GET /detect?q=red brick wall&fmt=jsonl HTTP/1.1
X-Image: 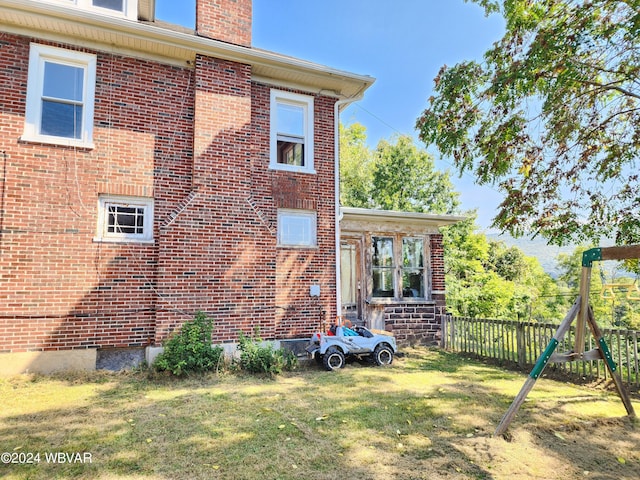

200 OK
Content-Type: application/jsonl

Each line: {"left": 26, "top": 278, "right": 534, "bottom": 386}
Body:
{"left": 242, "top": 84, "right": 337, "bottom": 341}
{"left": 430, "top": 233, "right": 446, "bottom": 308}
{"left": 0, "top": 30, "right": 340, "bottom": 355}
{"left": 0, "top": 35, "right": 192, "bottom": 352}
{"left": 149, "top": 75, "right": 339, "bottom": 344}
{"left": 196, "top": 0, "right": 252, "bottom": 46}
{"left": 154, "top": 54, "right": 272, "bottom": 343}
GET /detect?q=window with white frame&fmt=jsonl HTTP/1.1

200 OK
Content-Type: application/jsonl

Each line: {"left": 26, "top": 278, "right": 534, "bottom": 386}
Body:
{"left": 22, "top": 44, "right": 96, "bottom": 148}
{"left": 43, "top": 0, "right": 137, "bottom": 19}
{"left": 95, "top": 195, "right": 154, "bottom": 243}
{"left": 277, "top": 210, "right": 317, "bottom": 247}
{"left": 270, "top": 90, "right": 314, "bottom": 173}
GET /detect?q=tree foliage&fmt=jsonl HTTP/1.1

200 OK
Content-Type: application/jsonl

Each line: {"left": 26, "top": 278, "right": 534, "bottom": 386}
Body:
{"left": 371, "top": 136, "right": 460, "bottom": 214}
{"left": 339, "top": 123, "right": 566, "bottom": 322}
{"left": 416, "top": 0, "right": 640, "bottom": 247}
{"left": 340, "top": 123, "right": 460, "bottom": 214}
{"left": 442, "top": 216, "right": 565, "bottom": 320}
{"left": 339, "top": 123, "right": 374, "bottom": 209}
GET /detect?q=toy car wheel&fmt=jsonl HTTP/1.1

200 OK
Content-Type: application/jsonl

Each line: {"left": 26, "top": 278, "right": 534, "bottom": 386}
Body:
{"left": 323, "top": 347, "right": 345, "bottom": 371}
{"left": 373, "top": 344, "right": 393, "bottom": 366}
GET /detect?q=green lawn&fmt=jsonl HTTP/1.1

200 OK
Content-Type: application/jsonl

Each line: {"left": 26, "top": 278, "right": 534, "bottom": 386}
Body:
{"left": 1, "top": 347, "right": 638, "bottom": 479}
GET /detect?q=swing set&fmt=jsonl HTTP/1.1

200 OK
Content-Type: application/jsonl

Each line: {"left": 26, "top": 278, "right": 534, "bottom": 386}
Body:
{"left": 495, "top": 244, "right": 640, "bottom": 436}
{"left": 600, "top": 275, "right": 640, "bottom": 301}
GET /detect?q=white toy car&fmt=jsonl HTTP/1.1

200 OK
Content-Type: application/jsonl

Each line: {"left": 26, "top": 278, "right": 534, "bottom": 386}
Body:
{"left": 306, "top": 325, "right": 397, "bottom": 371}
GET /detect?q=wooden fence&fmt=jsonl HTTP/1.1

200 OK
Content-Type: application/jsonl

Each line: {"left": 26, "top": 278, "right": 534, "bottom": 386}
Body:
{"left": 442, "top": 316, "right": 640, "bottom": 390}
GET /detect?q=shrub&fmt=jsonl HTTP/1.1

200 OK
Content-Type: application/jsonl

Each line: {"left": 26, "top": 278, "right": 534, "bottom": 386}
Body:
{"left": 154, "top": 312, "right": 224, "bottom": 376}
{"left": 236, "top": 328, "right": 297, "bottom": 375}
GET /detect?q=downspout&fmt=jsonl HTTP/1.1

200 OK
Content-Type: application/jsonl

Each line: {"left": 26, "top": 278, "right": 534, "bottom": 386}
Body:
{"left": 333, "top": 92, "right": 365, "bottom": 324}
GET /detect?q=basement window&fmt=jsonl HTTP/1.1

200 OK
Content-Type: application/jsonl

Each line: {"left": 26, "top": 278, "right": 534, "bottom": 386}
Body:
{"left": 95, "top": 195, "right": 154, "bottom": 243}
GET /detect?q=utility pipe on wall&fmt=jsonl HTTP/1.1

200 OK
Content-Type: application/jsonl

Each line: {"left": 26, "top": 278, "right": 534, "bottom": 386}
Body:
{"left": 333, "top": 92, "right": 365, "bottom": 324}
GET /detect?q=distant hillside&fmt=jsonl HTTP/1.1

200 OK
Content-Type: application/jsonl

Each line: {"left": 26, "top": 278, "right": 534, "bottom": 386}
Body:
{"left": 486, "top": 233, "right": 576, "bottom": 278}
{"left": 486, "top": 234, "right": 633, "bottom": 281}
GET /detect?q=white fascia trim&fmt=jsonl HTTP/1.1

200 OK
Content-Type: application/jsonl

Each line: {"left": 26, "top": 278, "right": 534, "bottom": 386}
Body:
{"left": 0, "top": 0, "right": 375, "bottom": 97}
{"left": 340, "top": 207, "right": 467, "bottom": 226}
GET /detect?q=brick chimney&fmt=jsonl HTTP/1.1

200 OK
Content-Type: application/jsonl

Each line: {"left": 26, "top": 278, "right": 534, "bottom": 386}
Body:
{"left": 196, "top": 0, "right": 252, "bottom": 47}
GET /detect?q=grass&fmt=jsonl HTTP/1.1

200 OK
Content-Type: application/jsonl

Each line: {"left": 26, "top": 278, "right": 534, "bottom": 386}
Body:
{"left": 1, "top": 347, "right": 639, "bottom": 479}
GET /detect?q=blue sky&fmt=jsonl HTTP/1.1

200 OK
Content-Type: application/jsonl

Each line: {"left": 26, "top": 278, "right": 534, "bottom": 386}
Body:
{"left": 155, "top": 0, "right": 505, "bottom": 230}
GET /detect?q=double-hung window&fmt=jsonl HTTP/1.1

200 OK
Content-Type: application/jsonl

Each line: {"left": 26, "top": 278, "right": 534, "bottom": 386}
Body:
{"left": 95, "top": 195, "right": 154, "bottom": 243}
{"left": 23, "top": 44, "right": 96, "bottom": 148}
{"left": 90, "top": 0, "right": 129, "bottom": 14}
{"left": 270, "top": 90, "right": 314, "bottom": 173}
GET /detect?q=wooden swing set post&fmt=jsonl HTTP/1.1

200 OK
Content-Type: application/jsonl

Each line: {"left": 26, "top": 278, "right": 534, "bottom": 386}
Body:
{"left": 494, "top": 245, "right": 640, "bottom": 437}
{"left": 575, "top": 266, "right": 592, "bottom": 354}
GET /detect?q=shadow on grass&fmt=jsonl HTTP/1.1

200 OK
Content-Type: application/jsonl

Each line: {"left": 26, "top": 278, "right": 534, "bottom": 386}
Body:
{"left": 1, "top": 349, "right": 638, "bottom": 479}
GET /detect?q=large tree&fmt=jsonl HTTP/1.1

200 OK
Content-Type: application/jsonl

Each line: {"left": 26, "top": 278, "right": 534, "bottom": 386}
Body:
{"left": 371, "top": 135, "right": 460, "bottom": 214}
{"left": 340, "top": 123, "right": 460, "bottom": 215}
{"left": 339, "top": 123, "right": 374, "bottom": 209}
{"left": 416, "top": 0, "right": 640, "bottom": 247}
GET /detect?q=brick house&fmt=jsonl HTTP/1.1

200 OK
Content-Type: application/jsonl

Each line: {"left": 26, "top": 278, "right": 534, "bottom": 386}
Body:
{"left": 0, "top": 0, "right": 458, "bottom": 374}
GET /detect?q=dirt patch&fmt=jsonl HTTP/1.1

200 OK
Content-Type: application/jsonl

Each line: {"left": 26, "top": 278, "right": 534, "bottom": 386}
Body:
{"left": 441, "top": 418, "right": 640, "bottom": 479}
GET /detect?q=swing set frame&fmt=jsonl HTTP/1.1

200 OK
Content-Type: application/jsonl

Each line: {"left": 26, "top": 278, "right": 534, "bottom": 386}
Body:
{"left": 495, "top": 245, "right": 640, "bottom": 436}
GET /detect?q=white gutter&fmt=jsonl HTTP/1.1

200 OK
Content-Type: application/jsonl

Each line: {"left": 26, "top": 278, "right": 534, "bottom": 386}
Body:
{"left": 334, "top": 94, "right": 367, "bottom": 324}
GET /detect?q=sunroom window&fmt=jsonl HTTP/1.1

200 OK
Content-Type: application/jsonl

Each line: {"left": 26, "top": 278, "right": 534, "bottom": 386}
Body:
{"left": 402, "top": 238, "right": 425, "bottom": 298}
{"left": 372, "top": 237, "right": 394, "bottom": 298}
{"left": 371, "top": 235, "right": 428, "bottom": 300}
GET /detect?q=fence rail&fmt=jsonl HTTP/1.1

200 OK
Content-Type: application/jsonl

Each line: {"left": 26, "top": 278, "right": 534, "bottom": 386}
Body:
{"left": 442, "top": 316, "right": 640, "bottom": 390}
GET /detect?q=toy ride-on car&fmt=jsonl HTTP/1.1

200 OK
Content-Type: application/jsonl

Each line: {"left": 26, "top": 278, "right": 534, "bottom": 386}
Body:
{"left": 306, "top": 325, "right": 397, "bottom": 371}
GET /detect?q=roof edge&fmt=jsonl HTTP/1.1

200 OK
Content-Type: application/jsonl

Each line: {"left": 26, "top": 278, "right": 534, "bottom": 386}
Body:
{"left": 340, "top": 207, "right": 466, "bottom": 227}
{"left": 0, "top": 0, "right": 375, "bottom": 98}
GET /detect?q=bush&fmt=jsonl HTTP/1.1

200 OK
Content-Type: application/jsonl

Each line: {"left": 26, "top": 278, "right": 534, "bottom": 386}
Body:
{"left": 154, "top": 312, "right": 224, "bottom": 376}
{"left": 236, "top": 328, "right": 297, "bottom": 375}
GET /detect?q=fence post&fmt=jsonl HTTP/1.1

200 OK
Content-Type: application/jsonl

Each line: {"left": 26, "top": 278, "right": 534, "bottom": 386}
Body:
{"left": 441, "top": 315, "right": 448, "bottom": 349}
{"left": 517, "top": 322, "right": 525, "bottom": 367}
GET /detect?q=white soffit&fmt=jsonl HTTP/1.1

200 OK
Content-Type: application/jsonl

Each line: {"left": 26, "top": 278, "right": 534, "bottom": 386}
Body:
{"left": 0, "top": 0, "right": 374, "bottom": 98}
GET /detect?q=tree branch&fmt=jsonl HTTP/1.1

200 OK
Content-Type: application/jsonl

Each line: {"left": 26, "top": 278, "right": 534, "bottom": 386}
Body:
{"left": 578, "top": 78, "right": 640, "bottom": 100}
